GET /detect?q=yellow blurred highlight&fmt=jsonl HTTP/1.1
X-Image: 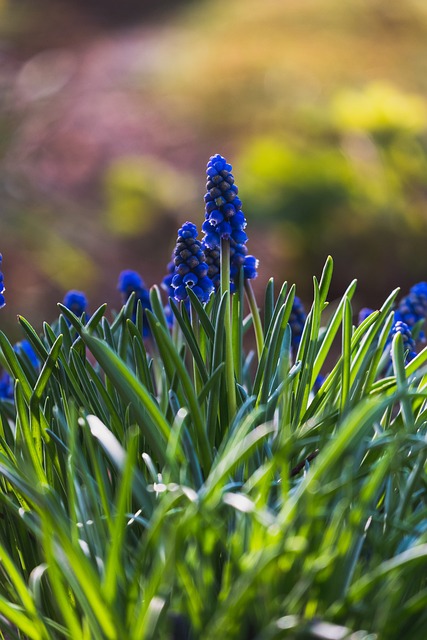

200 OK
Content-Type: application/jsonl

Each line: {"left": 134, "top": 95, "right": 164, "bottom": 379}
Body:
{"left": 104, "top": 156, "right": 197, "bottom": 236}
{"left": 36, "top": 235, "right": 97, "bottom": 290}
{"left": 332, "top": 82, "right": 427, "bottom": 135}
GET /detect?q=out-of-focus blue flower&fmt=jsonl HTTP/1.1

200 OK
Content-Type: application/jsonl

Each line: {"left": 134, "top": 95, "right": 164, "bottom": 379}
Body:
{"left": 395, "top": 282, "right": 427, "bottom": 340}
{"left": 161, "top": 259, "right": 176, "bottom": 299}
{"left": 63, "top": 290, "right": 88, "bottom": 317}
{"left": 15, "top": 340, "right": 39, "bottom": 368}
{"left": 387, "top": 320, "right": 417, "bottom": 363}
{"left": 358, "top": 307, "right": 374, "bottom": 324}
{"left": 202, "top": 154, "right": 258, "bottom": 289}
{"left": 161, "top": 258, "right": 177, "bottom": 327}
{"left": 170, "top": 222, "right": 214, "bottom": 304}
{"left": 0, "top": 253, "right": 5, "bottom": 309}
{"left": 0, "top": 371, "right": 13, "bottom": 400}
{"left": 117, "top": 269, "right": 152, "bottom": 336}
{"left": 289, "top": 296, "right": 307, "bottom": 351}
{"left": 0, "top": 339, "right": 40, "bottom": 401}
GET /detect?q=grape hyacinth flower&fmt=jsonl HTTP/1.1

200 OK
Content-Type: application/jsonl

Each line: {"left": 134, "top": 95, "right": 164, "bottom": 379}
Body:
{"left": 63, "top": 290, "right": 88, "bottom": 317}
{"left": 118, "top": 270, "right": 152, "bottom": 336}
{"left": 170, "top": 222, "right": 213, "bottom": 304}
{"left": 202, "top": 153, "right": 259, "bottom": 290}
{"left": 0, "top": 254, "right": 5, "bottom": 309}
{"left": 394, "top": 282, "right": 427, "bottom": 341}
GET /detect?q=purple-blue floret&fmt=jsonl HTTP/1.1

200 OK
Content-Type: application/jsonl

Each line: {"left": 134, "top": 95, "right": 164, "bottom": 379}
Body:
{"left": 170, "top": 222, "right": 214, "bottom": 304}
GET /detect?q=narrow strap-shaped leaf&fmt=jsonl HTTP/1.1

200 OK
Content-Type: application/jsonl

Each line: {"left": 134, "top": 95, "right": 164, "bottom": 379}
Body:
{"left": 17, "top": 315, "right": 50, "bottom": 362}
{"left": 81, "top": 330, "right": 174, "bottom": 464}
{"left": 187, "top": 288, "right": 215, "bottom": 343}
{"left": 311, "top": 279, "right": 358, "bottom": 386}
{"left": 30, "top": 334, "right": 63, "bottom": 407}
{"left": 169, "top": 298, "right": 209, "bottom": 385}
{"left": 263, "top": 278, "right": 275, "bottom": 333}
{"left": 149, "top": 285, "right": 169, "bottom": 331}
{"left": 318, "top": 255, "right": 334, "bottom": 308}
{"left": 202, "top": 422, "right": 275, "bottom": 501}
{"left": 147, "top": 312, "right": 212, "bottom": 471}
{"left": 0, "top": 331, "right": 32, "bottom": 401}
{"left": 340, "top": 297, "right": 352, "bottom": 412}
{"left": 391, "top": 333, "right": 414, "bottom": 431}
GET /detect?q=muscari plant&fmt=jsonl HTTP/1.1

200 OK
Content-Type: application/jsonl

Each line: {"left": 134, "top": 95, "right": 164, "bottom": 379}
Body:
{"left": 0, "top": 156, "right": 427, "bottom": 639}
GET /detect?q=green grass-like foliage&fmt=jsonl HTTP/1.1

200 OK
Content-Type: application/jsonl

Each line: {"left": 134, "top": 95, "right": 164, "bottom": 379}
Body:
{"left": 1, "top": 258, "right": 427, "bottom": 639}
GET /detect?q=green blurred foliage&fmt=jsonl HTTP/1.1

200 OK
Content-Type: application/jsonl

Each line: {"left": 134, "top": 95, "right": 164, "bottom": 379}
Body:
{"left": 104, "top": 157, "right": 197, "bottom": 237}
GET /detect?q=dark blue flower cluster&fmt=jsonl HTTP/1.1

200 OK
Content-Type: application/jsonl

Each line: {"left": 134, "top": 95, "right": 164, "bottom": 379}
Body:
{"left": 63, "top": 290, "right": 88, "bottom": 317}
{"left": 387, "top": 320, "right": 417, "bottom": 362}
{"left": 201, "top": 154, "right": 258, "bottom": 289}
{"left": 289, "top": 296, "right": 307, "bottom": 351}
{"left": 0, "top": 254, "right": 5, "bottom": 309}
{"left": 395, "top": 282, "right": 427, "bottom": 340}
{"left": 118, "top": 270, "right": 152, "bottom": 336}
{"left": 170, "top": 222, "right": 213, "bottom": 303}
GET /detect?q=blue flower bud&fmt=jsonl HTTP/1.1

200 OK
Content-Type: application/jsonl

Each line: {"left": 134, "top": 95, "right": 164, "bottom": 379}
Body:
{"left": 63, "top": 290, "right": 88, "bottom": 317}
{"left": 117, "top": 269, "right": 152, "bottom": 336}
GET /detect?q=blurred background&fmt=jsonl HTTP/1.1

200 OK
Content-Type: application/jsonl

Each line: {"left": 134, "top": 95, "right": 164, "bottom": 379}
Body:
{"left": 1, "top": 0, "right": 427, "bottom": 338}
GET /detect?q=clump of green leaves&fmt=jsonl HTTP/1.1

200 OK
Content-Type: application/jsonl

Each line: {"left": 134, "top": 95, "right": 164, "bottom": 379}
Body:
{"left": 0, "top": 257, "right": 427, "bottom": 639}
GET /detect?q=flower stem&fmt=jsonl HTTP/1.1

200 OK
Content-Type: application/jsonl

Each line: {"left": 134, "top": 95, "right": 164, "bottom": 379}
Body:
{"left": 190, "top": 304, "right": 202, "bottom": 397}
{"left": 221, "top": 237, "right": 237, "bottom": 419}
{"left": 244, "top": 279, "right": 264, "bottom": 360}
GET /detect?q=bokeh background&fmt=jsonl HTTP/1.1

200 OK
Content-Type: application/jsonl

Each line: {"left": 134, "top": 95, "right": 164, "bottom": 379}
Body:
{"left": 2, "top": 0, "right": 427, "bottom": 338}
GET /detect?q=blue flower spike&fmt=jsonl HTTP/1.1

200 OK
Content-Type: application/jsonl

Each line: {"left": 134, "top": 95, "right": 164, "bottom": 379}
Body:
{"left": 170, "top": 222, "right": 214, "bottom": 304}
{"left": 63, "top": 290, "right": 88, "bottom": 317}
{"left": 202, "top": 154, "right": 259, "bottom": 290}
{"left": 0, "top": 253, "right": 5, "bottom": 309}
{"left": 117, "top": 270, "right": 152, "bottom": 336}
